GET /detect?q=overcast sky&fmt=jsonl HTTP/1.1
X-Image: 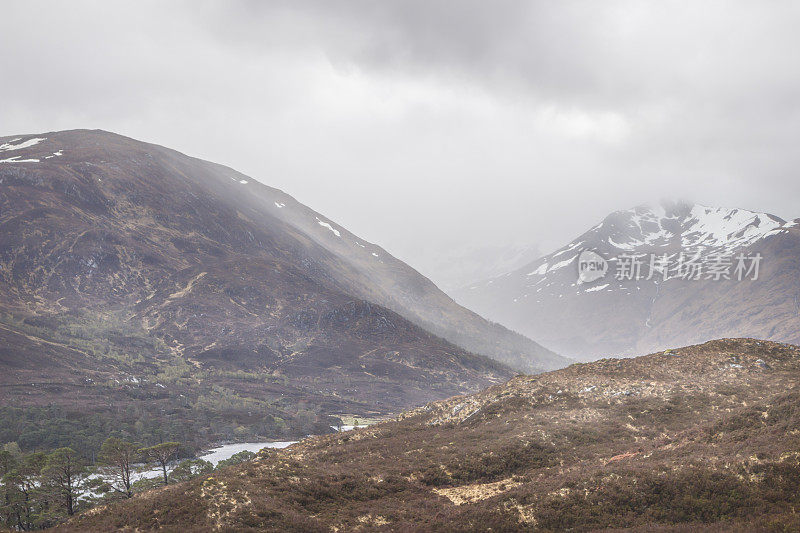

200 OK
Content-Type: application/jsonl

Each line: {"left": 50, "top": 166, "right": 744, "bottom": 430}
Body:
{"left": 3, "top": 1, "right": 800, "bottom": 285}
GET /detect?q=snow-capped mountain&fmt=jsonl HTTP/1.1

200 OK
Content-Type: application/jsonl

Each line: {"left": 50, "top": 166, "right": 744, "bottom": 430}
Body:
{"left": 453, "top": 201, "right": 800, "bottom": 360}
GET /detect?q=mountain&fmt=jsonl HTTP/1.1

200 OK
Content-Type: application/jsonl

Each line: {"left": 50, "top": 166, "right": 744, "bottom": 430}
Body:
{"left": 406, "top": 242, "right": 542, "bottom": 292}
{"left": 0, "top": 129, "right": 562, "bottom": 453}
{"left": 57, "top": 338, "right": 800, "bottom": 532}
{"left": 235, "top": 183, "right": 563, "bottom": 374}
{"left": 453, "top": 201, "right": 800, "bottom": 360}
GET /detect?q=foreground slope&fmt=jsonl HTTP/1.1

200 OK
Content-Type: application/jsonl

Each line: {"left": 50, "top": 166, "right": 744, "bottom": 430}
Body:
{"left": 0, "top": 130, "right": 516, "bottom": 451}
{"left": 62, "top": 338, "right": 800, "bottom": 532}
{"left": 455, "top": 201, "right": 800, "bottom": 360}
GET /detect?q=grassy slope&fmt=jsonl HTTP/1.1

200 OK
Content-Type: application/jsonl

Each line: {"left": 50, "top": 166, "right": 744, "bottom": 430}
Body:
{"left": 0, "top": 129, "right": 513, "bottom": 454}
{"left": 57, "top": 338, "right": 800, "bottom": 532}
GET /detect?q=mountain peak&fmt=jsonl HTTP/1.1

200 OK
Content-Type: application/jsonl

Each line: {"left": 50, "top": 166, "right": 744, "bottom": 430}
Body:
{"left": 455, "top": 200, "right": 800, "bottom": 360}
{"left": 594, "top": 201, "right": 785, "bottom": 255}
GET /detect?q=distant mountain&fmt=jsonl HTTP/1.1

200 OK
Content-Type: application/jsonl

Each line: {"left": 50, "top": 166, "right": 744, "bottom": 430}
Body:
{"left": 410, "top": 242, "right": 542, "bottom": 292}
{"left": 0, "top": 130, "right": 563, "bottom": 452}
{"left": 454, "top": 201, "right": 800, "bottom": 360}
{"left": 59, "top": 338, "right": 800, "bottom": 532}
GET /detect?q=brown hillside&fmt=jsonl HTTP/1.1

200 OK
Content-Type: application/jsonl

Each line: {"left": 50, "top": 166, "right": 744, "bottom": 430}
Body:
{"left": 57, "top": 338, "right": 800, "bottom": 532}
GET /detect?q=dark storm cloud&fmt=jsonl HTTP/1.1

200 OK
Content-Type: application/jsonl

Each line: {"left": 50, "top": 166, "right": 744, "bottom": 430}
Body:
{"left": 2, "top": 1, "right": 800, "bottom": 287}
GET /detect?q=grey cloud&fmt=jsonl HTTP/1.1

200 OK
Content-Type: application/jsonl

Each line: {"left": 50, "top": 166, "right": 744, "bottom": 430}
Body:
{"left": 1, "top": 1, "right": 799, "bottom": 288}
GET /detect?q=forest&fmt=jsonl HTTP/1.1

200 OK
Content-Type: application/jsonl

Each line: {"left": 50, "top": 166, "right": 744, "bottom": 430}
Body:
{"left": 0, "top": 436, "right": 258, "bottom": 530}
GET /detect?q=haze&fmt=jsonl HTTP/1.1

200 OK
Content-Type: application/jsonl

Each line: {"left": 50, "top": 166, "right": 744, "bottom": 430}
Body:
{"left": 2, "top": 0, "right": 799, "bottom": 288}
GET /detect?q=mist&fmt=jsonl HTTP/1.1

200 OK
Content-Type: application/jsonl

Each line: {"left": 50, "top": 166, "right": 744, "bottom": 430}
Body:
{"left": 3, "top": 0, "right": 799, "bottom": 287}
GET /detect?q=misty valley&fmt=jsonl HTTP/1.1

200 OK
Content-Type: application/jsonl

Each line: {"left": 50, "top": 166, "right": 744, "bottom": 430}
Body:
{"left": 3, "top": 3, "right": 800, "bottom": 531}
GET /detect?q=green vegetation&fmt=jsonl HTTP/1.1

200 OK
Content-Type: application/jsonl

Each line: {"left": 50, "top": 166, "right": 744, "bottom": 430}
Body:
{"left": 169, "top": 458, "right": 213, "bottom": 483}
{"left": 98, "top": 437, "right": 140, "bottom": 498}
{"left": 216, "top": 450, "right": 256, "bottom": 469}
{"left": 41, "top": 447, "right": 87, "bottom": 517}
{"left": 0, "top": 310, "right": 339, "bottom": 459}
{"left": 140, "top": 442, "right": 181, "bottom": 485}
{"left": 0, "top": 436, "right": 264, "bottom": 530}
{"left": 0, "top": 444, "right": 94, "bottom": 529}
{"left": 0, "top": 406, "right": 191, "bottom": 460}
{"left": 2, "top": 311, "right": 168, "bottom": 366}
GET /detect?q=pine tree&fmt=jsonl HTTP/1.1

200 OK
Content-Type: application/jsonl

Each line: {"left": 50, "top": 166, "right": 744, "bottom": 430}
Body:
{"left": 99, "top": 437, "right": 140, "bottom": 498}
{"left": 140, "top": 442, "right": 181, "bottom": 485}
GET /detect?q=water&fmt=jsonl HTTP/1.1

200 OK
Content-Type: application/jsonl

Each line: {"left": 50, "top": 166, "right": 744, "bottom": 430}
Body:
{"left": 83, "top": 440, "right": 298, "bottom": 494}
{"left": 198, "top": 441, "right": 296, "bottom": 466}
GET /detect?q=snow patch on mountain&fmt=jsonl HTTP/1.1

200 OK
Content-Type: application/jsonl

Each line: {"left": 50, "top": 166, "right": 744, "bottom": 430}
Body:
{"left": 549, "top": 257, "right": 575, "bottom": 272}
{"left": 0, "top": 137, "right": 46, "bottom": 152}
{"left": 316, "top": 217, "right": 341, "bottom": 237}
{"left": 679, "top": 205, "right": 784, "bottom": 252}
{"left": 528, "top": 263, "right": 548, "bottom": 276}
{"left": 467, "top": 202, "right": 788, "bottom": 299}
{"left": 0, "top": 156, "right": 40, "bottom": 163}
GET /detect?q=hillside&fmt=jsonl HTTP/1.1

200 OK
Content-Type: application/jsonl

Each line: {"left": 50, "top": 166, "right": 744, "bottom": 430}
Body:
{"left": 0, "top": 130, "right": 527, "bottom": 454}
{"left": 58, "top": 338, "right": 800, "bottom": 531}
{"left": 0, "top": 130, "right": 564, "bottom": 370}
{"left": 454, "top": 201, "right": 800, "bottom": 360}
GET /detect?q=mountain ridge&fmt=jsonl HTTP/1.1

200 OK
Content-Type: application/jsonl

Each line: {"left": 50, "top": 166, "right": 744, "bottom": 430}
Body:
{"left": 454, "top": 200, "right": 800, "bottom": 359}
{"left": 0, "top": 129, "right": 564, "bottom": 372}
{"left": 0, "top": 129, "right": 544, "bottom": 453}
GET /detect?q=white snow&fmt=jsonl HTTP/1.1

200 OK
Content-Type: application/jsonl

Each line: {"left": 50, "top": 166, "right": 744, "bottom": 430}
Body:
{"left": 274, "top": 202, "right": 285, "bottom": 208}
{"left": 479, "top": 202, "right": 786, "bottom": 304}
{"left": 371, "top": 252, "right": 379, "bottom": 257}
{"left": 551, "top": 240, "right": 583, "bottom": 258}
{"left": 527, "top": 263, "right": 548, "bottom": 276}
{"left": 316, "top": 217, "right": 341, "bottom": 237}
{"left": 679, "top": 205, "right": 782, "bottom": 252}
{"left": 239, "top": 180, "right": 249, "bottom": 184}
{"left": 0, "top": 137, "right": 46, "bottom": 152}
{"left": 548, "top": 256, "right": 575, "bottom": 272}
{"left": 597, "top": 203, "right": 783, "bottom": 258}
{"left": 0, "top": 156, "right": 40, "bottom": 163}
{"left": 607, "top": 236, "right": 636, "bottom": 250}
